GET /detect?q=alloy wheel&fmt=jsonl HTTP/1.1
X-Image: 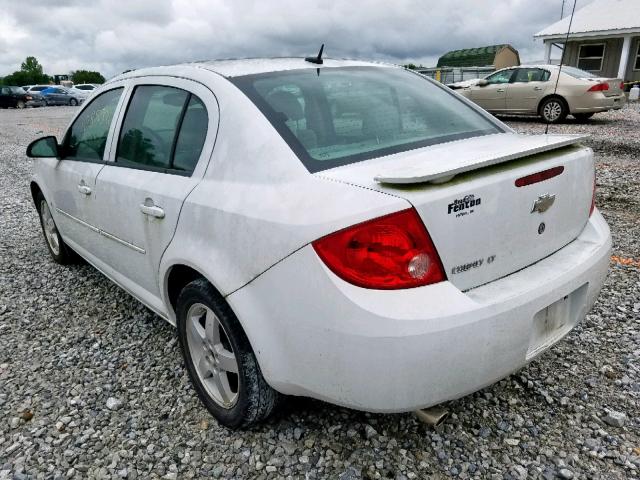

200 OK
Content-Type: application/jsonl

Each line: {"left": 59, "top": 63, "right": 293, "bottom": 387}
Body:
{"left": 543, "top": 101, "right": 562, "bottom": 122}
{"left": 40, "top": 200, "right": 60, "bottom": 256}
{"left": 185, "top": 303, "right": 239, "bottom": 409}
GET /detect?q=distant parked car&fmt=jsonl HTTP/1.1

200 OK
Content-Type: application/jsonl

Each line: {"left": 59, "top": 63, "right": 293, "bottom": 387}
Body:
{"left": 68, "top": 87, "right": 92, "bottom": 100}
{"left": 41, "top": 87, "right": 84, "bottom": 106}
{"left": 448, "top": 65, "right": 625, "bottom": 123}
{"left": 25, "top": 85, "right": 52, "bottom": 95}
{"left": 73, "top": 83, "right": 99, "bottom": 92}
{"left": 0, "top": 86, "right": 31, "bottom": 108}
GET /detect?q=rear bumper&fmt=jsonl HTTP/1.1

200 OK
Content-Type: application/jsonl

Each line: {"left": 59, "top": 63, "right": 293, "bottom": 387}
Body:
{"left": 570, "top": 93, "right": 625, "bottom": 113}
{"left": 228, "top": 211, "right": 611, "bottom": 412}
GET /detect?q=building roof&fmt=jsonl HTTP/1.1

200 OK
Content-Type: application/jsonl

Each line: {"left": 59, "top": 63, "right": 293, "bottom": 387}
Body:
{"left": 535, "top": 0, "right": 640, "bottom": 39}
{"left": 436, "top": 45, "right": 514, "bottom": 68}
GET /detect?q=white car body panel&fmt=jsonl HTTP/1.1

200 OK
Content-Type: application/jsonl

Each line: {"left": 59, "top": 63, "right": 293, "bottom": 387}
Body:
{"left": 227, "top": 212, "right": 610, "bottom": 411}
{"left": 30, "top": 59, "right": 612, "bottom": 413}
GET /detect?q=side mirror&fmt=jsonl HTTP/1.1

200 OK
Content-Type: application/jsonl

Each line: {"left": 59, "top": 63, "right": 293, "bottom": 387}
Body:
{"left": 27, "top": 136, "right": 60, "bottom": 159}
{"left": 477, "top": 79, "right": 489, "bottom": 87}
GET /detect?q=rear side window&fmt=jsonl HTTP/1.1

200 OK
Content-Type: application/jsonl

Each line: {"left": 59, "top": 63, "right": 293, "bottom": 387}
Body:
{"left": 65, "top": 87, "right": 123, "bottom": 161}
{"left": 116, "top": 85, "right": 207, "bottom": 174}
{"left": 561, "top": 66, "right": 598, "bottom": 79}
{"left": 232, "top": 66, "right": 501, "bottom": 172}
{"left": 173, "top": 96, "right": 208, "bottom": 172}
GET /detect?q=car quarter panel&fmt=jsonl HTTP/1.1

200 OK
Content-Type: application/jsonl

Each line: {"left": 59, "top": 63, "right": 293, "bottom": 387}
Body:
{"left": 226, "top": 211, "right": 611, "bottom": 412}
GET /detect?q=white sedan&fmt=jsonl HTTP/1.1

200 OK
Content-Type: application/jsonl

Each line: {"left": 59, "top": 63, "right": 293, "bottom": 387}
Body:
{"left": 27, "top": 58, "right": 611, "bottom": 428}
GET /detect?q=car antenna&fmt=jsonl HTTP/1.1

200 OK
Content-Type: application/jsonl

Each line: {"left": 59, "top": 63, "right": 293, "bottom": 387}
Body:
{"left": 305, "top": 44, "right": 324, "bottom": 65}
{"left": 545, "top": 0, "right": 577, "bottom": 134}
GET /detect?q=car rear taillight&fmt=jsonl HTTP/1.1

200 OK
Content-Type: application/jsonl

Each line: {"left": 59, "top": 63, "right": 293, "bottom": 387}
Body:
{"left": 515, "top": 166, "right": 564, "bottom": 187}
{"left": 620, "top": 82, "right": 625, "bottom": 90}
{"left": 590, "top": 175, "right": 596, "bottom": 216}
{"left": 312, "top": 209, "right": 446, "bottom": 289}
{"left": 588, "top": 83, "right": 609, "bottom": 92}
{"left": 26, "top": 95, "right": 32, "bottom": 100}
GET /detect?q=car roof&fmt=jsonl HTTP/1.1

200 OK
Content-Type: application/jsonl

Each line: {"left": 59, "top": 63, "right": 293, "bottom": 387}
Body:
{"left": 111, "top": 57, "right": 396, "bottom": 82}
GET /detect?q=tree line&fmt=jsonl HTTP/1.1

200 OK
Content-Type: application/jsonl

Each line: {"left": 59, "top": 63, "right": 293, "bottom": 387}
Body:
{"left": 0, "top": 57, "right": 105, "bottom": 86}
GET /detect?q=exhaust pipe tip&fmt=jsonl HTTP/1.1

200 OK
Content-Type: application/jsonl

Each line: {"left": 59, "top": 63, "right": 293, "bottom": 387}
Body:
{"left": 414, "top": 406, "right": 449, "bottom": 428}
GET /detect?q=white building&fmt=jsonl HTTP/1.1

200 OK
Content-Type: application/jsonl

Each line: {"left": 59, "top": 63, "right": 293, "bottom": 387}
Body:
{"left": 535, "top": 0, "right": 640, "bottom": 82}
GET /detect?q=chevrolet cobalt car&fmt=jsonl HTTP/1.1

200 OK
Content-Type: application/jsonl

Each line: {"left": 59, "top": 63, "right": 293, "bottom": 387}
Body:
{"left": 27, "top": 58, "right": 611, "bottom": 428}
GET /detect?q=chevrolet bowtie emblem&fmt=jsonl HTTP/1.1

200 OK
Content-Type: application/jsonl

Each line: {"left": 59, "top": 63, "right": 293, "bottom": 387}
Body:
{"left": 531, "top": 194, "right": 556, "bottom": 214}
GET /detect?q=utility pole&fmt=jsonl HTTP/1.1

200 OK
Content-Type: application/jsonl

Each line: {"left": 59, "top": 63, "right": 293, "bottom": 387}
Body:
{"left": 560, "top": 0, "right": 566, "bottom": 19}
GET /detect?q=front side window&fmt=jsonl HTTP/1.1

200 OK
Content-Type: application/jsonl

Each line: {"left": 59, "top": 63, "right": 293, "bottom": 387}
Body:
{"left": 485, "top": 69, "right": 514, "bottom": 84}
{"left": 1, "top": 88, "right": 9, "bottom": 95}
{"left": 578, "top": 44, "right": 605, "bottom": 72}
{"left": 232, "top": 67, "right": 501, "bottom": 172}
{"left": 65, "top": 87, "right": 123, "bottom": 161}
{"left": 116, "top": 85, "right": 208, "bottom": 174}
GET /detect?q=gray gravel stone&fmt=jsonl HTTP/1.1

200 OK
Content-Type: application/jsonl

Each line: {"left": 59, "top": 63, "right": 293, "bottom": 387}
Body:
{"left": 0, "top": 104, "right": 638, "bottom": 479}
{"left": 558, "top": 468, "right": 574, "bottom": 479}
{"left": 603, "top": 410, "right": 627, "bottom": 427}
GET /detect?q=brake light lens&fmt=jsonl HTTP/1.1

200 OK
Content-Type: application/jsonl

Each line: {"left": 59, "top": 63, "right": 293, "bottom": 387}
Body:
{"left": 312, "top": 209, "right": 446, "bottom": 289}
{"left": 588, "top": 83, "right": 609, "bottom": 92}
{"left": 590, "top": 175, "right": 596, "bottom": 216}
{"left": 620, "top": 81, "right": 625, "bottom": 90}
{"left": 515, "top": 166, "right": 564, "bottom": 187}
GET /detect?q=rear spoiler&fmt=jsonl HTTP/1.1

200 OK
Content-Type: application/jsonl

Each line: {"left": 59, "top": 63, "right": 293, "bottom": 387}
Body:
{"left": 374, "top": 134, "right": 588, "bottom": 185}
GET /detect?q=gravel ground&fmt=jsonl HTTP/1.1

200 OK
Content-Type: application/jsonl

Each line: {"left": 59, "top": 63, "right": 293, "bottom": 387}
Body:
{"left": 0, "top": 105, "right": 638, "bottom": 480}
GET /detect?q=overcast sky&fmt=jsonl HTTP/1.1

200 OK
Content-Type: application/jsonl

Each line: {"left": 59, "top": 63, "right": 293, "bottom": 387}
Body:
{"left": 0, "top": 0, "right": 590, "bottom": 79}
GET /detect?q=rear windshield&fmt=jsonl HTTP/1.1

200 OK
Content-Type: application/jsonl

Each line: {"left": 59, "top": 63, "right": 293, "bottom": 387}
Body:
{"left": 31, "top": 86, "right": 49, "bottom": 92}
{"left": 561, "top": 66, "right": 598, "bottom": 79}
{"left": 232, "top": 66, "right": 502, "bottom": 172}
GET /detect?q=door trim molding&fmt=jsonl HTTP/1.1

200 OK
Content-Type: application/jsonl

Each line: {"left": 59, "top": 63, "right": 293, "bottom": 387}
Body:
{"left": 56, "top": 208, "right": 146, "bottom": 254}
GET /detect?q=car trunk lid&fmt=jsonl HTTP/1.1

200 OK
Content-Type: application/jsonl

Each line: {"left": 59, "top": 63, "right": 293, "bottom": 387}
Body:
{"left": 318, "top": 133, "right": 594, "bottom": 291}
{"left": 587, "top": 77, "right": 623, "bottom": 97}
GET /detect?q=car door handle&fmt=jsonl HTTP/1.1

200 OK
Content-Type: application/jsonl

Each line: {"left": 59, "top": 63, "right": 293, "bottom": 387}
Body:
{"left": 497, "top": 88, "right": 505, "bottom": 93}
{"left": 77, "top": 184, "right": 92, "bottom": 195}
{"left": 534, "top": 86, "right": 543, "bottom": 91}
{"left": 140, "top": 203, "right": 165, "bottom": 219}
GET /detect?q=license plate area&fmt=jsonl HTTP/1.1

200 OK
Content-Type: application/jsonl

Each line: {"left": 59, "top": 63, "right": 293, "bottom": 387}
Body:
{"left": 526, "top": 283, "right": 588, "bottom": 360}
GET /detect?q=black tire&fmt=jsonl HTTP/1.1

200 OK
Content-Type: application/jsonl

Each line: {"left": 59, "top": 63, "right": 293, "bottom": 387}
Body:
{"left": 69, "top": 98, "right": 78, "bottom": 106}
{"left": 35, "top": 192, "right": 75, "bottom": 264}
{"left": 176, "top": 278, "right": 279, "bottom": 429}
{"left": 539, "top": 97, "right": 568, "bottom": 124}
{"left": 573, "top": 113, "right": 595, "bottom": 122}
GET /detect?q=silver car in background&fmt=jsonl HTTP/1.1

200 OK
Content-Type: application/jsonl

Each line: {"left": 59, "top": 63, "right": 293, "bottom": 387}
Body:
{"left": 448, "top": 65, "right": 625, "bottom": 123}
{"left": 41, "top": 86, "right": 85, "bottom": 106}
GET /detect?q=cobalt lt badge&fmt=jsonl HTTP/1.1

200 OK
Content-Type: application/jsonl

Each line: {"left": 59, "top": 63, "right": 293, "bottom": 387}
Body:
{"left": 531, "top": 193, "right": 556, "bottom": 214}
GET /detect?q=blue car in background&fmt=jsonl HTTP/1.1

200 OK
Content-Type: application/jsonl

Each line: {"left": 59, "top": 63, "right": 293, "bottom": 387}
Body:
{"left": 41, "top": 87, "right": 84, "bottom": 106}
